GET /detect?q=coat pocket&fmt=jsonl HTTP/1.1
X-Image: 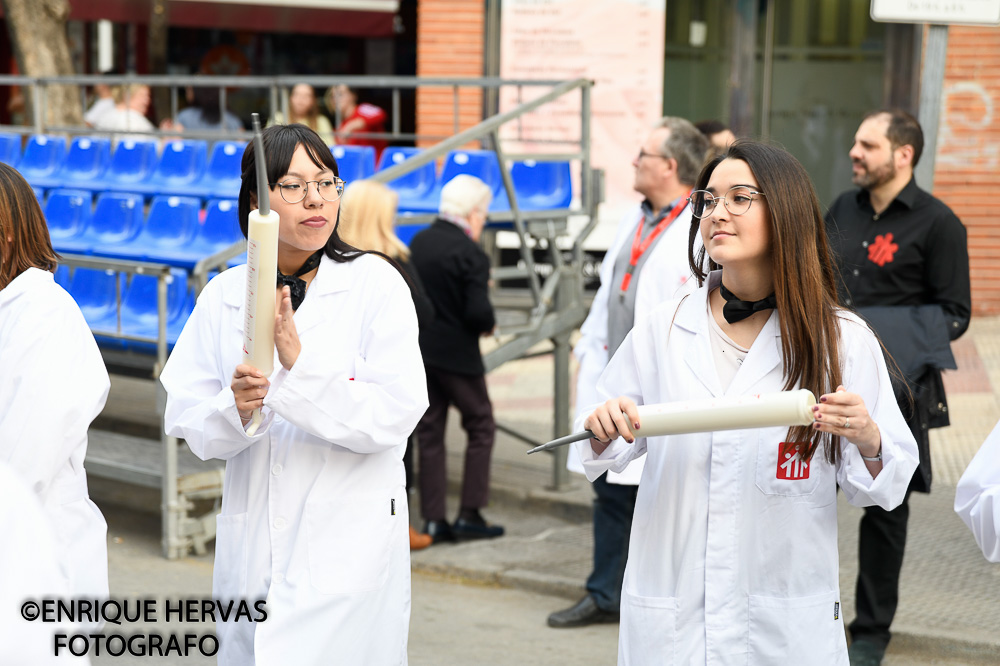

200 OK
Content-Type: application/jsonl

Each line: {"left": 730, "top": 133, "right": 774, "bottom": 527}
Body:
{"left": 214, "top": 513, "right": 249, "bottom": 601}
{"left": 620, "top": 590, "right": 678, "bottom": 666}
{"left": 748, "top": 590, "right": 847, "bottom": 665}
{"left": 754, "top": 436, "right": 823, "bottom": 498}
{"left": 305, "top": 496, "right": 393, "bottom": 595}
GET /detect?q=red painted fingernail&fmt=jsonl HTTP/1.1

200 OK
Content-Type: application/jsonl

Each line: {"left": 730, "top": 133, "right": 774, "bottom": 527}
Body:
{"left": 812, "top": 405, "right": 819, "bottom": 412}
{"left": 813, "top": 423, "right": 821, "bottom": 429}
{"left": 820, "top": 396, "right": 827, "bottom": 402}
{"left": 816, "top": 414, "right": 822, "bottom": 420}
{"left": 634, "top": 422, "right": 640, "bottom": 430}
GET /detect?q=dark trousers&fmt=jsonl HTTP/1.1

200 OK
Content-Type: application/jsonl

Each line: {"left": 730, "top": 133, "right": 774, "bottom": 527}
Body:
{"left": 586, "top": 474, "right": 639, "bottom": 613}
{"left": 416, "top": 366, "right": 495, "bottom": 522}
{"left": 849, "top": 488, "right": 913, "bottom": 649}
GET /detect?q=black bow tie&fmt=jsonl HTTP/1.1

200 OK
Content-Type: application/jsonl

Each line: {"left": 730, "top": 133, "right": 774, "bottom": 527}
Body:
{"left": 277, "top": 250, "right": 323, "bottom": 311}
{"left": 719, "top": 283, "right": 777, "bottom": 324}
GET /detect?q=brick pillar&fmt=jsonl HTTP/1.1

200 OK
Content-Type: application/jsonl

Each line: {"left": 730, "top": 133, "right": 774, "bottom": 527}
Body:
{"left": 934, "top": 27, "right": 1000, "bottom": 315}
{"left": 416, "top": 0, "right": 485, "bottom": 148}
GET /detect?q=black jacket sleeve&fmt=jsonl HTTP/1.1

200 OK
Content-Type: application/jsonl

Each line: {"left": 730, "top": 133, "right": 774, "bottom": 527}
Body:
{"left": 461, "top": 248, "right": 495, "bottom": 334}
{"left": 925, "top": 211, "right": 971, "bottom": 340}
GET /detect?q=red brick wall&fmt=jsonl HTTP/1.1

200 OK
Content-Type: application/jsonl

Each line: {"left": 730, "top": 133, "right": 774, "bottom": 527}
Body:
{"left": 934, "top": 27, "right": 1000, "bottom": 315}
{"left": 415, "top": 0, "right": 484, "bottom": 148}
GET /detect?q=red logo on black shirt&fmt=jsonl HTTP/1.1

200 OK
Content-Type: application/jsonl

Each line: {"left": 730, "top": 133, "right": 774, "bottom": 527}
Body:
{"left": 868, "top": 233, "right": 898, "bottom": 267}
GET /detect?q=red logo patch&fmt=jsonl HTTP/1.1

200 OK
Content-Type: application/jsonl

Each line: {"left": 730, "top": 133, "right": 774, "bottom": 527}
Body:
{"left": 776, "top": 442, "right": 810, "bottom": 480}
{"left": 867, "top": 233, "right": 898, "bottom": 267}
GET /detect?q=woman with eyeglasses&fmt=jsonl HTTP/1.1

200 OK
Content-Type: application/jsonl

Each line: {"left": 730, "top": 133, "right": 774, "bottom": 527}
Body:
{"left": 160, "top": 123, "right": 428, "bottom": 665}
{"left": 575, "top": 141, "right": 919, "bottom": 664}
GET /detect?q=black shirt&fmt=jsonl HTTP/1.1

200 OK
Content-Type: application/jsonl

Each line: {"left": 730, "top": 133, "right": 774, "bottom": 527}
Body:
{"left": 824, "top": 177, "right": 971, "bottom": 340}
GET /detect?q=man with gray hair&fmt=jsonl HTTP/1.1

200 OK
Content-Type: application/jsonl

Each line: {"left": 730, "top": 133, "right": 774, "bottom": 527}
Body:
{"left": 410, "top": 175, "right": 504, "bottom": 544}
{"left": 548, "top": 117, "right": 709, "bottom": 628}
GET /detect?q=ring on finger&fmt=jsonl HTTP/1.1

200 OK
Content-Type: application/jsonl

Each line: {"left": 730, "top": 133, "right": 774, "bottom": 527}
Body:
{"left": 844, "top": 417, "right": 850, "bottom": 429}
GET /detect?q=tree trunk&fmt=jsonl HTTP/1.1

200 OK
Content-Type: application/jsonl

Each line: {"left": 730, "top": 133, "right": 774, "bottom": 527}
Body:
{"left": 0, "top": 0, "right": 82, "bottom": 128}
{"left": 149, "top": 0, "right": 171, "bottom": 124}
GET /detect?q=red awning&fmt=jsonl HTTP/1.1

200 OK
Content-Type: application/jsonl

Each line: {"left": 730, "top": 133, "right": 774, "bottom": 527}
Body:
{"left": 60, "top": 0, "right": 398, "bottom": 37}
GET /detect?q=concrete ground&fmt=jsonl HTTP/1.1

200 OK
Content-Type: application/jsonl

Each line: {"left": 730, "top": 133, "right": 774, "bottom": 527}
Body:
{"left": 81, "top": 316, "right": 1000, "bottom": 664}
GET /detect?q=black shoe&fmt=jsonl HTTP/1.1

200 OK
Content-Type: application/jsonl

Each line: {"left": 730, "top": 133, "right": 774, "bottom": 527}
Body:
{"left": 848, "top": 639, "right": 884, "bottom": 666}
{"left": 452, "top": 510, "right": 505, "bottom": 540}
{"left": 547, "top": 595, "right": 619, "bottom": 628}
{"left": 422, "top": 519, "right": 456, "bottom": 544}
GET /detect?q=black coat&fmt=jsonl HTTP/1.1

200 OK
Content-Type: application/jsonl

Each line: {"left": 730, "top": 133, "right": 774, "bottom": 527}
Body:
{"left": 409, "top": 219, "right": 495, "bottom": 375}
{"left": 856, "top": 305, "right": 957, "bottom": 493}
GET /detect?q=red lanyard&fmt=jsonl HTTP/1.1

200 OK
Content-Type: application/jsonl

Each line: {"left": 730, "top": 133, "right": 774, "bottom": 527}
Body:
{"left": 619, "top": 193, "right": 690, "bottom": 295}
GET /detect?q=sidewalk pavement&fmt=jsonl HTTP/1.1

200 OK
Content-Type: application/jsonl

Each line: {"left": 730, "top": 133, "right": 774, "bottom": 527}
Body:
{"left": 412, "top": 317, "right": 1000, "bottom": 662}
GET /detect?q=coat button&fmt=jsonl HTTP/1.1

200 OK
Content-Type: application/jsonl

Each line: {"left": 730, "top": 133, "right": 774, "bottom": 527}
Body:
{"left": 271, "top": 464, "right": 283, "bottom": 476}
{"left": 273, "top": 517, "right": 286, "bottom": 530}
{"left": 273, "top": 572, "right": 285, "bottom": 585}
{"left": 853, "top": 269, "right": 860, "bottom": 276}
{"left": 862, "top": 241, "right": 869, "bottom": 248}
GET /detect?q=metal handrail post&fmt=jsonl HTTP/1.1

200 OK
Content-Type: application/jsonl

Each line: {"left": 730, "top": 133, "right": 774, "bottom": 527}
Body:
{"left": 491, "top": 130, "right": 543, "bottom": 309}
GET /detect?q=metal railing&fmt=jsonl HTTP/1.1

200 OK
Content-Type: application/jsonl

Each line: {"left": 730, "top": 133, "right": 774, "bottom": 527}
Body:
{"left": 27, "top": 75, "right": 600, "bottom": 558}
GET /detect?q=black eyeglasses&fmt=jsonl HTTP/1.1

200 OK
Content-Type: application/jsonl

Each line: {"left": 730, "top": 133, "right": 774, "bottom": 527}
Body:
{"left": 637, "top": 149, "right": 671, "bottom": 161}
{"left": 270, "top": 176, "right": 346, "bottom": 204}
{"left": 688, "top": 186, "right": 766, "bottom": 219}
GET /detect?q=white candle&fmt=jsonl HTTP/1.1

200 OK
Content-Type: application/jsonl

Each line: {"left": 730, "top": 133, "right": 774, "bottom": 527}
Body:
{"left": 242, "top": 208, "right": 279, "bottom": 436}
{"left": 627, "top": 389, "right": 817, "bottom": 438}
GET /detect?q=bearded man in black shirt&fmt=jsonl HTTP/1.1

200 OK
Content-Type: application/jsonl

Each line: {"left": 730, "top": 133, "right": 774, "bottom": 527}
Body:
{"left": 825, "top": 109, "right": 971, "bottom": 666}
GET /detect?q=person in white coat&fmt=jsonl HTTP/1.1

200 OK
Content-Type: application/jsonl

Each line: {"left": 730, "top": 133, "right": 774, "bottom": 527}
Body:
{"left": 955, "top": 423, "right": 1000, "bottom": 562}
{"left": 549, "top": 117, "right": 709, "bottom": 628}
{"left": 576, "top": 141, "right": 919, "bottom": 665}
{"left": 0, "top": 162, "right": 110, "bottom": 606}
{"left": 160, "top": 124, "right": 428, "bottom": 665}
{"left": 0, "top": 461, "right": 91, "bottom": 664}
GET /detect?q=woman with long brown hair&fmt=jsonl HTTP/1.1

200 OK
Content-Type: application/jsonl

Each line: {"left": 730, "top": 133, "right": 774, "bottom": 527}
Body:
{"left": 0, "top": 162, "right": 110, "bottom": 606}
{"left": 270, "top": 83, "right": 334, "bottom": 144}
{"left": 575, "top": 141, "right": 919, "bottom": 664}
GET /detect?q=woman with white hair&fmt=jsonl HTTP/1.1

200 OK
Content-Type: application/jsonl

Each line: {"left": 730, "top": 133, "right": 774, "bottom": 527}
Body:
{"left": 409, "top": 175, "right": 504, "bottom": 544}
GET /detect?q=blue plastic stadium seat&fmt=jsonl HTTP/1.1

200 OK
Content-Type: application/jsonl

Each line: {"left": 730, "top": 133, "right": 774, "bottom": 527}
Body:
{"left": 17, "top": 135, "right": 68, "bottom": 186}
{"left": 147, "top": 199, "right": 242, "bottom": 269}
{"left": 331, "top": 145, "right": 376, "bottom": 184}
{"left": 0, "top": 132, "right": 22, "bottom": 166}
{"left": 81, "top": 192, "right": 144, "bottom": 255}
{"left": 117, "top": 270, "right": 194, "bottom": 353}
{"left": 395, "top": 222, "right": 431, "bottom": 246}
{"left": 53, "top": 264, "right": 71, "bottom": 290}
{"left": 377, "top": 147, "right": 438, "bottom": 214}
{"left": 512, "top": 160, "right": 573, "bottom": 211}
{"left": 127, "top": 140, "right": 208, "bottom": 197}
{"left": 33, "top": 137, "right": 111, "bottom": 190}
{"left": 96, "top": 140, "right": 159, "bottom": 192}
{"left": 44, "top": 189, "right": 94, "bottom": 254}
{"left": 67, "top": 268, "right": 122, "bottom": 348}
{"left": 190, "top": 141, "right": 245, "bottom": 200}
{"left": 93, "top": 195, "right": 201, "bottom": 263}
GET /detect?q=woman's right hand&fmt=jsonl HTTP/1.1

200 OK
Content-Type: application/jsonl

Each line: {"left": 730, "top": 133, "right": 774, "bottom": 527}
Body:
{"left": 232, "top": 364, "right": 270, "bottom": 424}
{"left": 585, "top": 396, "right": 640, "bottom": 454}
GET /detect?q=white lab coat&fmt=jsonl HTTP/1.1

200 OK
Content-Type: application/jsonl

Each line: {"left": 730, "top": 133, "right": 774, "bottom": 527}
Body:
{"left": 570, "top": 202, "right": 696, "bottom": 484}
{"left": 0, "top": 268, "right": 110, "bottom": 603}
{"left": 955, "top": 421, "right": 1000, "bottom": 562}
{"left": 160, "top": 254, "right": 428, "bottom": 666}
{"left": 0, "top": 461, "right": 90, "bottom": 664}
{"left": 576, "top": 272, "right": 919, "bottom": 665}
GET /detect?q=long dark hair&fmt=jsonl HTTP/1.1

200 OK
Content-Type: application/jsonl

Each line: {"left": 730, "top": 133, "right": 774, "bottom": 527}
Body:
{"left": 0, "top": 163, "right": 59, "bottom": 290}
{"left": 238, "top": 123, "right": 361, "bottom": 264}
{"left": 688, "top": 140, "right": 844, "bottom": 464}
